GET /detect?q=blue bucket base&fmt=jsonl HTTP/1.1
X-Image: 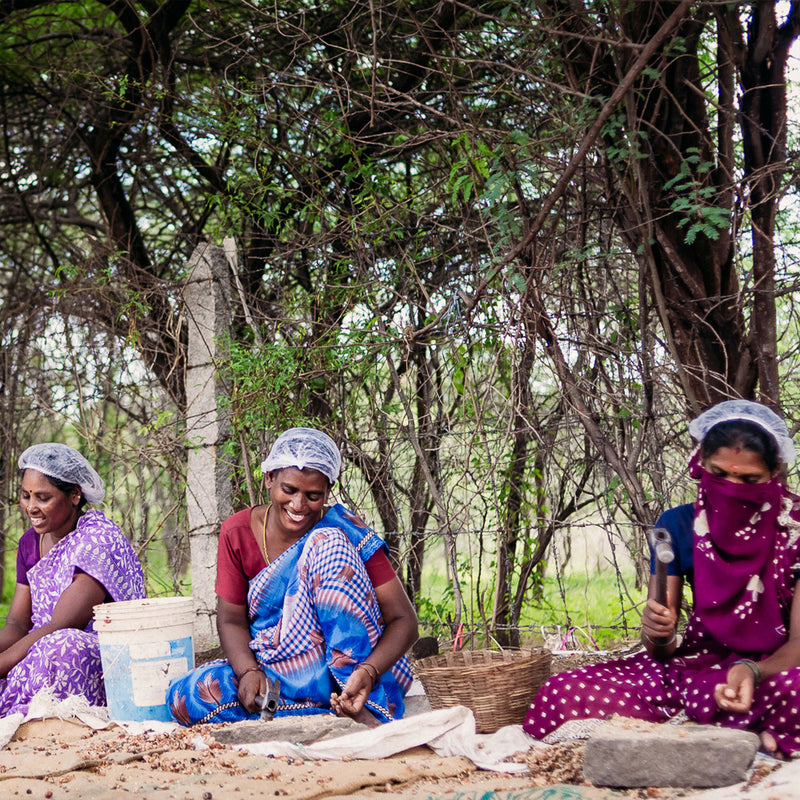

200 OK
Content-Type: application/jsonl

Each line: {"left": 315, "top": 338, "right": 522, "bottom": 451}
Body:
{"left": 100, "top": 635, "right": 193, "bottom": 722}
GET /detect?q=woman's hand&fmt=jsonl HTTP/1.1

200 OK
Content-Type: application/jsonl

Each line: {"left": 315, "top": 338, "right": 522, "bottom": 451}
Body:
{"left": 714, "top": 662, "right": 756, "bottom": 714}
{"left": 714, "top": 579, "right": 800, "bottom": 719}
{"left": 641, "top": 598, "right": 677, "bottom": 642}
{"left": 330, "top": 664, "right": 374, "bottom": 718}
{"left": 330, "top": 574, "right": 417, "bottom": 724}
{"left": 330, "top": 664, "right": 381, "bottom": 726}
{"left": 641, "top": 573, "right": 682, "bottom": 659}
{"left": 236, "top": 667, "right": 267, "bottom": 714}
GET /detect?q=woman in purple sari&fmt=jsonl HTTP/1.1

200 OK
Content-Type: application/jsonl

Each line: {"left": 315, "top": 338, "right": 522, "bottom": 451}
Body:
{"left": 167, "top": 428, "right": 417, "bottom": 726}
{"left": 524, "top": 400, "right": 800, "bottom": 758}
{"left": 1, "top": 443, "right": 146, "bottom": 717}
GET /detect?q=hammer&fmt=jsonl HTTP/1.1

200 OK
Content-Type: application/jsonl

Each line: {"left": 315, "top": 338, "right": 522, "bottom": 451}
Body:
{"left": 256, "top": 676, "right": 281, "bottom": 721}
{"left": 649, "top": 527, "right": 675, "bottom": 645}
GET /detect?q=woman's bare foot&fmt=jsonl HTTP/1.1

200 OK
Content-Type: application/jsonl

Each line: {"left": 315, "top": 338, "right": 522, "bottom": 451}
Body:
{"left": 759, "top": 731, "right": 789, "bottom": 760}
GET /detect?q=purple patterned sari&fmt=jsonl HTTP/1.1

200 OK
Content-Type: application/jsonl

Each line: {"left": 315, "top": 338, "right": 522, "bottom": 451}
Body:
{"left": 0, "top": 510, "right": 145, "bottom": 717}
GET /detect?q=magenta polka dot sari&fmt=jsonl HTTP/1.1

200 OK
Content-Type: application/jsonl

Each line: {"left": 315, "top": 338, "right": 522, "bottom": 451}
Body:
{"left": 525, "top": 466, "right": 800, "bottom": 756}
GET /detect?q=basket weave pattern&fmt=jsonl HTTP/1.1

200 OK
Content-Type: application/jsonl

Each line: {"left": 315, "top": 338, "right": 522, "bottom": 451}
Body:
{"left": 414, "top": 648, "right": 551, "bottom": 733}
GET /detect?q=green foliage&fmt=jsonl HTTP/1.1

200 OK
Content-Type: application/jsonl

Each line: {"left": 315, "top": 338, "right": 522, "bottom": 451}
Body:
{"left": 223, "top": 338, "right": 321, "bottom": 438}
{"left": 663, "top": 148, "right": 729, "bottom": 244}
{"left": 418, "top": 564, "right": 640, "bottom": 648}
{"left": 603, "top": 114, "right": 649, "bottom": 166}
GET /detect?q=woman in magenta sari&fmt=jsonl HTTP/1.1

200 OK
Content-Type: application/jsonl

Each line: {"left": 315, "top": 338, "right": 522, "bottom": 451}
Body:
{"left": 524, "top": 400, "right": 800, "bottom": 758}
{"left": 167, "top": 428, "right": 417, "bottom": 726}
{"left": 2, "top": 443, "right": 146, "bottom": 717}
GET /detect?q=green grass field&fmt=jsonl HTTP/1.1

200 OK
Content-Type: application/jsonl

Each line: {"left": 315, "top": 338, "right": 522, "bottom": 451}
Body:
{"left": 415, "top": 568, "right": 643, "bottom": 650}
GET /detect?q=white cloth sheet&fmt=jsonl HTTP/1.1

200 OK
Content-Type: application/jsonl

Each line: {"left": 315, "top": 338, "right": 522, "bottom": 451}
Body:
{"left": 235, "top": 705, "right": 540, "bottom": 772}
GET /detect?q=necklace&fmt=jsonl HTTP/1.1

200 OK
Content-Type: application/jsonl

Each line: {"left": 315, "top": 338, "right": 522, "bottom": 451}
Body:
{"left": 260, "top": 503, "right": 272, "bottom": 565}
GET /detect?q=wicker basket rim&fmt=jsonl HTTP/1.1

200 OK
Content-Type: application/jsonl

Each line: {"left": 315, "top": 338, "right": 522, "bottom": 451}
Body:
{"left": 414, "top": 647, "right": 550, "bottom": 675}
{"left": 415, "top": 647, "right": 549, "bottom": 661}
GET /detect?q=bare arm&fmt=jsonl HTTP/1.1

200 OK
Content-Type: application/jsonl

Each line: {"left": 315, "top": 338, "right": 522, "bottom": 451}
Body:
{"left": 217, "top": 596, "right": 264, "bottom": 713}
{"left": 331, "top": 575, "right": 418, "bottom": 718}
{"left": 0, "top": 573, "right": 106, "bottom": 677}
{"left": 0, "top": 583, "right": 33, "bottom": 654}
{"left": 715, "top": 578, "right": 800, "bottom": 714}
{"left": 640, "top": 573, "right": 682, "bottom": 660}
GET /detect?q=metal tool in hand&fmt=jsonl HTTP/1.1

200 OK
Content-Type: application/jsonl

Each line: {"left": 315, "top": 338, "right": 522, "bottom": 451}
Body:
{"left": 256, "top": 676, "right": 281, "bottom": 721}
{"left": 648, "top": 527, "right": 675, "bottom": 645}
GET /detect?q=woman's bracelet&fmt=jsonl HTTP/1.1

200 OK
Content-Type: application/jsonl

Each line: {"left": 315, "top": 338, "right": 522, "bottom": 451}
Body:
{"left": 732, "top": 659, "right": 762, "bottom": 686}
{"left": 642, "top": 631, "right": 677, "bottom": 647}
{"left": 237, "top": 665, "right": 263, "bottom": 681}
{"left": 357, "top": 662, "right": 380, "bottom": 688}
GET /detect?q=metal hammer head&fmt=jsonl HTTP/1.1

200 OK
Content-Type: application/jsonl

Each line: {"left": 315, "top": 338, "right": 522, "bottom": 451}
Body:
{"left": 649, "top": 527, "right": 675, "bottom": 564}
{"left": 257, "top": 677, "right": 281, "bottom": 721}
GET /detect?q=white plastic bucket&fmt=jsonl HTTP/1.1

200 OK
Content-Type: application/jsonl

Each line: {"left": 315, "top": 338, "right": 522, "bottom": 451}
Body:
{"left": 93, "top": 596, "right": 195, "bottom": 722}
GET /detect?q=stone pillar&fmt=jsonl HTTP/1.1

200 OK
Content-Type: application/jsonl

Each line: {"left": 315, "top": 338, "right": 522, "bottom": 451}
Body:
{"left": 184, "top": 242, "right": 233, "bottom": 650}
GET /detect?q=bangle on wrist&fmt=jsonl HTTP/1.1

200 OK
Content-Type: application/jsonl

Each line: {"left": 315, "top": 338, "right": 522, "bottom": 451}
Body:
{"left": 357, "top": 662, "right": 380, "bottom": 688}
{"left": 732, "top": 659, "right": 762, "bottom": 686}
{"left": 642, "top": 631, "right": 677, "bottom": 648}
{"left": 237, "top": 665, "right": 263, "bottom": 681}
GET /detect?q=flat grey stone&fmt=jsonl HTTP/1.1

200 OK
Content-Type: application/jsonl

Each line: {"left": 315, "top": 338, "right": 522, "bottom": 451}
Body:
{"left": 211, "top": 714, "right": 364, "bottom": 745}
{"left": 583, "top": 718, "right": 759, "bottom": 788}
{"left": 211, "top": 691, "right": 429, "bottom": 746}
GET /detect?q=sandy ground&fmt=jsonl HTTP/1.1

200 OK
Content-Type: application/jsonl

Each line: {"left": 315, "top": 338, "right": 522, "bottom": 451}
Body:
{"left": 0, "top": 652, "right": 793, "bottom": 800}
{"left": 0, "top": 715, "right": 536, "bottom": 800}
{"left": 0, "top": 707, "right": 795, "bottom": 800}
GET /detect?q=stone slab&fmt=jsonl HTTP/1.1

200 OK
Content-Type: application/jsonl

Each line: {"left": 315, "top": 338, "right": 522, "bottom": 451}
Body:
{"left": 211, "top": 714, "right": 364, "bottom": 745}
{"left": 211, "top": 693, "right": 432, "bottom": 746}
{"left": 583, "top": 718, "right": 759, "bottom": 788}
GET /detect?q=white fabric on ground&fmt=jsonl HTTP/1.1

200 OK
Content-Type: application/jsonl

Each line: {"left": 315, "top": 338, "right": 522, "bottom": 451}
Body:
{"left": 236, "top": 705, "right": 541, "bottom": 772}
{"left": 0, "top": 687, "right": 111, "bottom": 749}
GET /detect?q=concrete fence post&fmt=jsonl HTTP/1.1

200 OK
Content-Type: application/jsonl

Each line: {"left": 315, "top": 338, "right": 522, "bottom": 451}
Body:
{"left": 184, "top": 242, "right": 233, "bottom": 650}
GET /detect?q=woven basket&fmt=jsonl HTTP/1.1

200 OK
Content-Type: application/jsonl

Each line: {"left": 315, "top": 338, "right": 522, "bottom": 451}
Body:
{"left": 414, "top": 648, "right": 551, "bottom": 733}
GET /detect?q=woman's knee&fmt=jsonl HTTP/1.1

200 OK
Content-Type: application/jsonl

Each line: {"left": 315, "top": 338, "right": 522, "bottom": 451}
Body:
{"left": 26, "top": 629, "right": 100, "bottom": 671}
{"left": 167, "top": 661, "right": 248, "bottom": 726}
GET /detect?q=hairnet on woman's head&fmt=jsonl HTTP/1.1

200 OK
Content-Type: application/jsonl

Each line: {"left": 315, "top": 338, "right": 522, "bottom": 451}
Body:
{"left": 260, "top": 427, "right": 342, "bottom": 484}
{"left": 688, "top": 399, "right": 796, "bottom": 463}
{"left": 18, "top": 443, "right": 106, "bottom": 503}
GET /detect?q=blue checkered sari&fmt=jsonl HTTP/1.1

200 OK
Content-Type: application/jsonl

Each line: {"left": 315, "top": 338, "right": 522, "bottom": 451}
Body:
{"left": 167, "top": 505, "right": 413, "bottom": 725}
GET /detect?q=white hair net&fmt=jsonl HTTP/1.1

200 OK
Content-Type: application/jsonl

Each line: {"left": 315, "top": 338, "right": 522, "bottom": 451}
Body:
{"left": 688, "top": 399, "right": 796, "bottom": 463}
{"left": 260, "top": 428, "right": 342, "bottom": 484}
{"left": 18, "top": 443, "right": 106, "bottom": 504}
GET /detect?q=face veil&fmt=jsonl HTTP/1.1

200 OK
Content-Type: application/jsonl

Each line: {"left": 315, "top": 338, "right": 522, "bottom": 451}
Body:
{"left": 692, "top": 468, "right": 795, "bottom": 654}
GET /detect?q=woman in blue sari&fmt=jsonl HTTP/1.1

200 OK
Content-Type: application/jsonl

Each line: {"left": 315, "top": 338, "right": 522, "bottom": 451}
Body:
{"left": 168, "top": 428, "right": 417, "bottom": 725}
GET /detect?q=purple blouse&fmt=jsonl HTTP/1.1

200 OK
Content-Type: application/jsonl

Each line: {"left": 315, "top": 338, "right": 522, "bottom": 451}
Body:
{"left": 15, "top": 527, "right": 40, "bottom": 586}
